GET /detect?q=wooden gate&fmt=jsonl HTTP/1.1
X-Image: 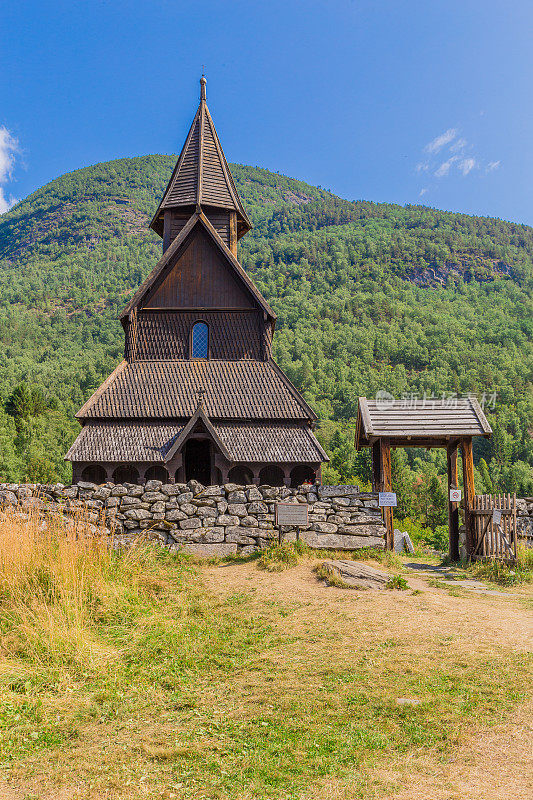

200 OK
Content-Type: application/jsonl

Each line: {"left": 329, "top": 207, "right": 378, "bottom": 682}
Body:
{"left": 469, "top": 493, "right": 517, "bottom": 561}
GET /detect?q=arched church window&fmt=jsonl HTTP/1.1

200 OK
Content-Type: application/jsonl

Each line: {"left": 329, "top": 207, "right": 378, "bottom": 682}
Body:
{"left": 191, "top": 322, "right": 209, "bottom": 359}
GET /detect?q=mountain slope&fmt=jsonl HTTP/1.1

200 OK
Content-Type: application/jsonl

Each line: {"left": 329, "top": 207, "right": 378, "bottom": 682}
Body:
{"left": 0, "top": 157, "right": 531, "bottom": 489}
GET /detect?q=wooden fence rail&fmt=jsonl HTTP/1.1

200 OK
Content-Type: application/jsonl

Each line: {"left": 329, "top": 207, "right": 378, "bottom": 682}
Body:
{"left": 470, "top": 493, "right": 517, "bottom": 562}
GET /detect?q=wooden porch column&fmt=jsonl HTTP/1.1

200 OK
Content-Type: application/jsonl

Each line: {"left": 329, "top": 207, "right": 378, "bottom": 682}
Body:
{"left": 460, "top": 437, "right": 475, "bottom": 556}
{"left": 447, "top": 442, "right": 460, "bottom": 561}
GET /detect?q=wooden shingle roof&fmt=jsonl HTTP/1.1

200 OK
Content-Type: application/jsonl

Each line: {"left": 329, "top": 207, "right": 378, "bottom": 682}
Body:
{"left": 355, "top": 395, "right": 492, "bottom": 449}
{"left": 66, "top": 420, "right": 326, "bottom": 464}
{"left": 150, "top": 77, "right": 252, "bottom": 238}
{"left": 65, "top": 422, "right": 183, "bottom": 463}
{"left": 214, "top": 422, "right": 328, "bottom": 463}
{"left": 76, "top": 359, "right": 317, "bottom": 422}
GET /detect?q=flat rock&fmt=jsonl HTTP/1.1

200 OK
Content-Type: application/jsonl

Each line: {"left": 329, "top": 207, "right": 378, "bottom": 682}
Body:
{"left": 179, "top": 542, "right": 237, "bottom": 557}
{"left": 302, "top": 531, "right": 385, "bottom": 550}
{"left": 320, "top": 560, "right": 390, "bottom": 590}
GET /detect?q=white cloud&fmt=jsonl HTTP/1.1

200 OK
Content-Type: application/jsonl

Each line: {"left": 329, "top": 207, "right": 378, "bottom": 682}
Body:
{"left": 435, "top": 156, "right": 459, "bottom": 177}
{"left": 459, "top": 157, "right": 476, "bottom": 175}
{"left": 416, "top": 126, "right": 498, "bottom": 193}
{"left": 425, "top": 128, "right": 457, "bottom": 154}
{"left": 0, "top": 126, "right": 20, "bottom": 214}
{"left": 450, "top": 137, "right": 467, "bottom": 153}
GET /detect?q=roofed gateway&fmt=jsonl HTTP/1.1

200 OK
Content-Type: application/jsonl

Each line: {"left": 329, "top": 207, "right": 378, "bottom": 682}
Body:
{"left": 66, "top": 78, "right": 328, "bottom": 487}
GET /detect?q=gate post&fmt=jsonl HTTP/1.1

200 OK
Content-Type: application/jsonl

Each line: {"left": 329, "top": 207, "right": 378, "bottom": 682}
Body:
{"left": 372, "top": 438, "right": 393, "bottom": 550}
{"left": 447, "top": 442, "right": 460, "bottom": 561}
{"left": 460, "top": 437, "right": 475, "bottom": 556}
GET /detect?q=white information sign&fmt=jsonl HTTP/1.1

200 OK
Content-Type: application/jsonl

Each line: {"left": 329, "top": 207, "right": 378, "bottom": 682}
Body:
{"left": 449, "top": 489, "right": 462, "bottom": 502}
{"left": 378, "top": 492, "right": 397, "bottom": 507}
{"left": 275, "top": 502, "right": 309, "bottom": 526}
{"left": 492, "top": 508, "right": 502, "bottom": 526}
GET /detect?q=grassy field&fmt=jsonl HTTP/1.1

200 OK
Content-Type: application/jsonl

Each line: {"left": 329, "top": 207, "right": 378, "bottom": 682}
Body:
{"left": 0, "top": 508, "right": 531, "bottom": 800}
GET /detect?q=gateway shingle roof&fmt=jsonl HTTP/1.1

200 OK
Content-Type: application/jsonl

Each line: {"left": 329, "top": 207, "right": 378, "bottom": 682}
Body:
{"left": 355, "top": 395, "right": 492, "bottom": 448}
{"left": 77, "top": 360, "right": 316, "bottom": 421}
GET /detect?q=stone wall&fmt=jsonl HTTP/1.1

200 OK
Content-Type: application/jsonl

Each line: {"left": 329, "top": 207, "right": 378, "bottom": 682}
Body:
{"left": 0, "top": 481, "right": 387, "bottom": 556}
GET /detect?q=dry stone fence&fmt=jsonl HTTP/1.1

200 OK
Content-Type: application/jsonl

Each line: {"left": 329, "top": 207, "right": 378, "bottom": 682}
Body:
{"left": 0, "top": 481, "right": 388, "bottom": 555}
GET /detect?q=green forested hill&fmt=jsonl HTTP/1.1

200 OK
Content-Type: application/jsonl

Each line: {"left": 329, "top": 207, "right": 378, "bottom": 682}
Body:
{"left": 0, "top": 156, "right": 531, "bottom": 508}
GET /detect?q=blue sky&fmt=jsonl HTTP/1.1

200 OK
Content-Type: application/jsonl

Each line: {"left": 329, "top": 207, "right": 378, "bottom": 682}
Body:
{"left": 1, "top": 0, "right": 532, "bottom": 224}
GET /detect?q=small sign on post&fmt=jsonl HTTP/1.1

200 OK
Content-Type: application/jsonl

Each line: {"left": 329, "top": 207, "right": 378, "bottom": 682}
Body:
{"left": 492, "top": 508, "right": 502, "bottom": 526}
{"left": 275, "top": 502, "right": 308, "bottom": 544}
{"left": 449, "top": 488, "right": 462, "bottom": 503}
{"left": 378, "top": 492, "right": 397, "bottom": 507}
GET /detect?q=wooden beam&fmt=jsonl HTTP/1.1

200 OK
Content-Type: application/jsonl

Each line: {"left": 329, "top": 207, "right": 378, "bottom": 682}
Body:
{"left": 461, "top": 438, "right": 475, "bottom": 556}
{"left": 447, "top": 442, "right": 460, "bottom": 561}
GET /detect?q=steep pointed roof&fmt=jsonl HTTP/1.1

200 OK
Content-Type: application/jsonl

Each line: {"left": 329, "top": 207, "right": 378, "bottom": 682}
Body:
{"left": 151, "top": 77, "right": 252, "bottom": 238}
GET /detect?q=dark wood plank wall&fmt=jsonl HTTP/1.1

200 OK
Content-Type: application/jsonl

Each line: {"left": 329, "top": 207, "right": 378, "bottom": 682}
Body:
{"left": 164, "top": 210, "right": 231, "bottom": 252}
{"left": 125, "top": 310, "right": 267, "bottom": 361}
{"left": 144, "top": 228, "right": 254, "bottom": 310}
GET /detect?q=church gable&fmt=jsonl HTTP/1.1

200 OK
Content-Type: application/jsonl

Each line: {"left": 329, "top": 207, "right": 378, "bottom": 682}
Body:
{"left": 143, "top": 225, "right": 255, "bottom": 310}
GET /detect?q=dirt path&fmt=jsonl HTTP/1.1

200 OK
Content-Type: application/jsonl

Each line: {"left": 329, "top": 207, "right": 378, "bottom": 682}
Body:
{"left": 204, "top": 559, "right": 533, "bottom": 652}
{"left": 204, "top": 558, "right": 533, "bottom": 800}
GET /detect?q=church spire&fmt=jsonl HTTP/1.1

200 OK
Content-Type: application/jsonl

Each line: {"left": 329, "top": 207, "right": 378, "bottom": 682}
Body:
{"left": 150, "top": 79, "right": 252, "bottom": 241}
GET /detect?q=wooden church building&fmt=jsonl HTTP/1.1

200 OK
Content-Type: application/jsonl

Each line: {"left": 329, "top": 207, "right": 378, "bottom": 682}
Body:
{"left": 66, "top": 78, "right": 327, "bottom": 486}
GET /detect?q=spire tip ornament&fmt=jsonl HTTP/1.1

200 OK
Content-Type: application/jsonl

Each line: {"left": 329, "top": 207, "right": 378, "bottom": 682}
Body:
{"left": 200, "top": 73, "right": 206, "bottom": 101}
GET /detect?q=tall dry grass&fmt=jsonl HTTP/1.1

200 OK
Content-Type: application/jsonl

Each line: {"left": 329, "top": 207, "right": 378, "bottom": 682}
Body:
{"left": 0, "top": 504, "right": 156, "bottom": 669}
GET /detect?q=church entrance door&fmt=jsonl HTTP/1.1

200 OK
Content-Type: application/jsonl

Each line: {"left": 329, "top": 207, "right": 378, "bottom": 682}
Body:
{"left": 184, "top": 439, "right": 211, "bottom": 485}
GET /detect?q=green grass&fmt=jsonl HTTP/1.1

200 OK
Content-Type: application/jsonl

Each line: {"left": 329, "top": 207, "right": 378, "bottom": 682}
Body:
{"left": 0, "top": 515, "right": 532, "bottom": 799}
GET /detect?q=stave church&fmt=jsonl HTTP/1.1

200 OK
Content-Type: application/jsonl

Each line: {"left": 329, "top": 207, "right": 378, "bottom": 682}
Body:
{"left": 66, "top": 77, "right": 327, "bottom": 486}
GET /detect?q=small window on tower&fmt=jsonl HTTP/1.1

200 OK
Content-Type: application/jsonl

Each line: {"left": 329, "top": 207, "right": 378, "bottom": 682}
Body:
{"left": 191, "top": 322, "right": 209, "bottom": 359}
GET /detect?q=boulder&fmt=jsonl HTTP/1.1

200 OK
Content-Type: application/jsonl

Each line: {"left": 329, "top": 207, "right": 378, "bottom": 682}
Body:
{"left": 141, "top": 491, "right": 167, "bottom": 503}
{"left": 179, "top": 518, "right": 202, "bottom": 530}
{"left": 248, "top": 501, "right": 268, "bottom": 515}
{"left": 0, "top": 490, "right": 18, "bottom": 505}
{"left": 144, "top": 480, "right": 163, "bottom": 492}
{"left": 195, "top": 506, "right": 217, "bottom": 518}
{"left": 191, "top": 527, "right": 225, "bottom": 543}
{"left": 217, "top": 514, "right": 240, "bottom": 526}
{"left": 319, "top": 560, "right": 390, "bottom": 590}
{"left": 225, "top": 526, "right": 259, "bottom": 545}
{"left": 161, "top": 483, "right": 185, "bottom": 496}
{"left": 111, "top": 485, "right": 128, "bottom": 497}
{"left": 187, "top": 479, "right": 204, "bottom": 495}
{"left": 198, "top": 486, "right": 224, "bottom": 497}
{"left": 227, "top": 503, "right": 247, "bottom": 517}
{"left": 310, "top": 522, "right": 338, "bottom": 534}
{"left": 241, "top": 515, "right": 259, "bottom": 527}
{"left": 124, "top": 508, "right": 152, "bottom": 521}
{"left": 227, "top": 490, "right": 247, "bottom": 503}
{"left": 177, "top": 492, "right": 194, "bottom": 505}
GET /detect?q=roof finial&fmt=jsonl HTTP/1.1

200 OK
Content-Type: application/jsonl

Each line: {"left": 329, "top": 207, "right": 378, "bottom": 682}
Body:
{"left": 200, "top": 70, "right": 206, "bottom": 102}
